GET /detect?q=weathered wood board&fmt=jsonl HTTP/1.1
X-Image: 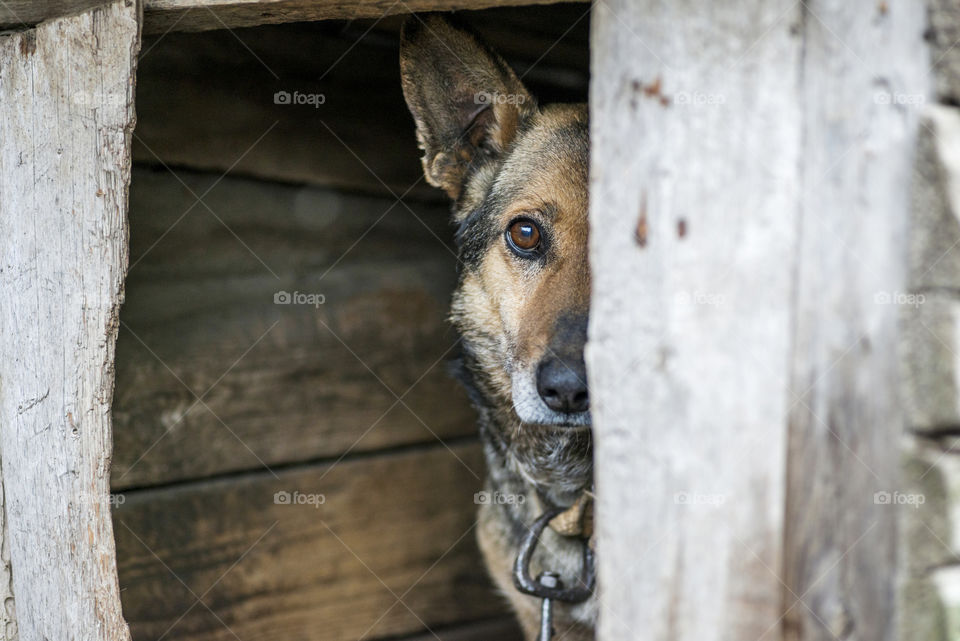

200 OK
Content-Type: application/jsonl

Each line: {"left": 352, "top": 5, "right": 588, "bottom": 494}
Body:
{"left": 112, "top": 168, "right": 475, "bottom": 489}
{"left": 142, "top": 0, "right": 585, "bottom": 34}
{"left": 0, "top": 0, "right": 587, "bottom": 36}
{"left": 0, "top": 1, "right": 140, "bottom": 639}
{"left": 113, "top": 444, "right": 511, "bottom": 640}
{"left": 589, "top": 1, "right": 802, "bottom": 639}
{"left": 0, "top": 0, "right": 106, "bottom": 29}
{"left": 131, "top": 11, "right": 588, "bottom": 199}
{"left": 589, "top": 0, "right": 928, "bottom": 640}
{"left": 783, "top": 2, "right": 927, "bottom": 640}
{"left": 400, "top": 618, "right": 523, "bottom": 641}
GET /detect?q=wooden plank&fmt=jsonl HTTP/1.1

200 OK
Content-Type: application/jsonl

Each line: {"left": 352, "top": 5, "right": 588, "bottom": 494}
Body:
{"left": 0, "top": 0, "right": 586, "bottom": 33}
{"left": 0, "top": 0, "right": 105, "bottom": 28}
{"left": 131, "top": 21, "right": 437, "bottom": 200}
{"left": 113, "top": 444, "right": 500, "bottom": 641}
{"left": 0, "top": 1, "right": 140, "bottom": 640}
{"left": 397, "top": 618, "right": 522, "bottom": 641}
{"left": 783, "top": 2, "right": 928, "bottom": 640}
{"left": 112, "top": 168, "right": 475, "bottom": 489}
{"left": 131, "top": 13, "right": 588, "bottom": 198}
{"left": 0, "top": 464, "right": 14, "bottom": 639}
{"left": 590, "top": 1, "right": 930, "bottom": 639}
{"left": 143, "top": 0, "right": 586, "bottom": 34}
{"left": 588, "top": 1, "right": 803, "bottom": 639}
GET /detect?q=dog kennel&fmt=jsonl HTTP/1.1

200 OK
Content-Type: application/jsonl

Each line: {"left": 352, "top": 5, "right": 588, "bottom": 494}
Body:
{"left": 110, "top": 7, "right": 587, "bottom": 640}
{"left": 1, "top": 1, "right": 959, "bottom": 640}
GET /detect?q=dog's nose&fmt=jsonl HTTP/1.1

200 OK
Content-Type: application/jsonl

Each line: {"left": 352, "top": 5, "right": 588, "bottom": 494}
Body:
{"left": 537, "top": 358, "right": 589, "bottom": 413}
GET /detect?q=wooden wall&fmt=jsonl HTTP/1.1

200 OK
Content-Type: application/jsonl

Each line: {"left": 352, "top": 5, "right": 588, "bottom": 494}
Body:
{"left": 588, "top": 1, "right": 930, "bottom": 640}
{"left": 110, "top": 7, "right": 588, "bottom": 641}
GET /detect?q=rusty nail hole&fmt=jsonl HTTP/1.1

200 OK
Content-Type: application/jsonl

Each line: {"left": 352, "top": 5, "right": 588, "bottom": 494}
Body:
{"left": 635, "top": 192, "right": 648, "bottom": 248}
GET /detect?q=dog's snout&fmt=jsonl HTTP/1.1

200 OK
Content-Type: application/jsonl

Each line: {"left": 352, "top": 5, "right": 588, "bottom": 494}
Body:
{"left": 537, "top": 357, "right": 589, "bottom": 414}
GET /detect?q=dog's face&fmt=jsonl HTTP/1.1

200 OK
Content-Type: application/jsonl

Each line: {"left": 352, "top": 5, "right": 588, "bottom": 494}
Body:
{"left": 451, "top": 105, "right": 590, "bottom": 428}
{"left": 400, "top": 16, "right": 591, "bottom": 496}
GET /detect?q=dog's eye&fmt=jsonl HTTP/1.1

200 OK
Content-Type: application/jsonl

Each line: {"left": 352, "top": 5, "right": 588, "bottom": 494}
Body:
{"left": 506, "top": 219, "right": 541, "bottom": 254}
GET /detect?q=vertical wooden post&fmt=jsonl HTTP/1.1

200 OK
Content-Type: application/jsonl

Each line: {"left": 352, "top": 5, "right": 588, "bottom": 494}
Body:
{"left": 0, "top": 2, "right": 140, "bottom": 639}
{"left": 588, "top": 1, "right": 928, "bottom": 639}
{"left": 782, "top": 3, "right": 928, "bottom": 640}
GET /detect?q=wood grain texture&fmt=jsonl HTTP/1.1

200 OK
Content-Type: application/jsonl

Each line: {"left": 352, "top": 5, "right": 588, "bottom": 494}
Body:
{"left": 398, "top": 618, "right": 523, "bottom": 640}
{"left": 0, "top": 1, "right": 139, "bottom": 640}
{"left": 131, "top": 11, "right": 588, "bottom": 199}
{"left": 783, "top": 2, "right": 928, "bottom": 640}
{"left": 113, "top": 444, "right": 505, "bottom": 641}
{"left": 0, "top": 0, "right": 105, "bottom": 28}
{"left": 112, "top": 168, "right": 474, "bottom": 489}
{"left": 0, "top": 460, "right": 14, "bottom": 640}
{"left": 588, "top": 1, "right": 803, "bottom": 639}
{"left": 590, "top": 0, "right": 929, "bottom": 638}
{"left": 0, "top": 0, "right": 586, "bottom": 33}
{"left": 143, "top": 0, "right": 585, "bottom": 34}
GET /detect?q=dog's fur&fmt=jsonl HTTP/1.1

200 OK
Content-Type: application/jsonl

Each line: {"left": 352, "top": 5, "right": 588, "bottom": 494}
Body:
{"left": 400, "top": 15, "right": 594, "bottom": 640}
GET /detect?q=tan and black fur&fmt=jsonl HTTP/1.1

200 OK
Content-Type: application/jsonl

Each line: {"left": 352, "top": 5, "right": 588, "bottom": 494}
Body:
{"left": 400, "top": 15, "right": 594, "bottom": 641}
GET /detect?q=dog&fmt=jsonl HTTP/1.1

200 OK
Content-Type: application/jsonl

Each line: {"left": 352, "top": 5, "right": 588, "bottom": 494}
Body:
{"left": 400, "top": 15, "right": 594, "bottom": 640}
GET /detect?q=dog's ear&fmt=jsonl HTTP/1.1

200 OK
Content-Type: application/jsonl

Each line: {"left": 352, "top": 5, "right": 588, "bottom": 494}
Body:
{"left": 400, "top": 14, "right": 536, "bottom": 200}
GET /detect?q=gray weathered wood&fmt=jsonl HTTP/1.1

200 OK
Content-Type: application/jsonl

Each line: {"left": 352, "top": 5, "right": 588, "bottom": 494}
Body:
{"left": 0, "top": 1, "right": 140, "bottom": 639}
{"left": 588, "top": 1, "right": 802, "bottom": 639}
{"left": 114, "top": 444, "right": 501, "bottom": 640}
{"left": 589, "top": 0, "right": 928, "bottom": 640}
{"left": 0, "top": 459, "right": 14, "bottom": 640}
{"left": 0, "top": 0, "right": 105, "bottom": 28}
{"left": 0, "top": 0, "right": 585, "bottom": 34}
{"left": 783, "top": 3, "right": 928, "bottom": 640}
